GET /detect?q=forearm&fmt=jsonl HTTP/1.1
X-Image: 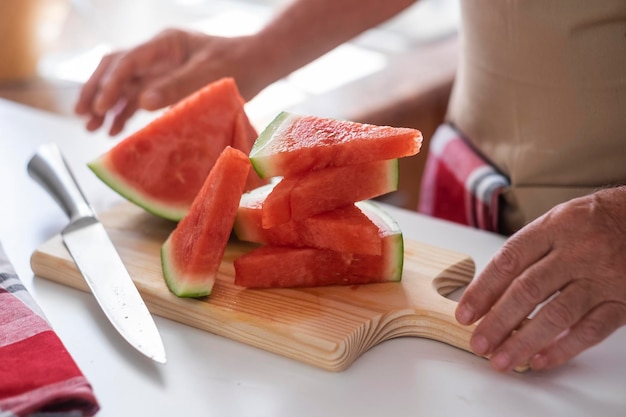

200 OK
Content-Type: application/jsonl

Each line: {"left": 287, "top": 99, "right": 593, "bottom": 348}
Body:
{"left": 75, "top": 0, "right": 419, "bottom": 133}
{"left": 248, "top": 0, "right": 418, "bottom": 87}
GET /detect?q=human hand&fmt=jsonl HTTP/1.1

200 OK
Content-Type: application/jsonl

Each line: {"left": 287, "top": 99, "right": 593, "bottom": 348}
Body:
{"left": 456, "top": 186, "right": 626, "bottom": 372}
{"left": 75, "top": 29, "right": 268, "bottom": 135}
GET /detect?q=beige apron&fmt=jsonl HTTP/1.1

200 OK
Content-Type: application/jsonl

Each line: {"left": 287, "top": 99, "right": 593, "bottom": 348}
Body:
{"left": 446, "top": 0, "right": 626, "bottom": 234}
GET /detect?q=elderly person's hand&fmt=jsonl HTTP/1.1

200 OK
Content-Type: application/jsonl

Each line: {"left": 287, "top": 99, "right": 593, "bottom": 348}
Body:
{"left": 74, "top": 29, "right": 270, "bottom": 135}
{"left": 456, "top": 185, "right": 626, "bottom": 372}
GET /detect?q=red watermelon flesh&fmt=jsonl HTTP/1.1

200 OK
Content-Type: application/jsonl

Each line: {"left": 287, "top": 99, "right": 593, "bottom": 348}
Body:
{"left": 249, "top": 111, "right": 422, "bottom": 178}
{"left": 89, "top": 77, "right": 263, "bottom": 221}
{"left": 234, "top": 201, "right": 403, "bottom": 289}
{"left": 161, "top": 146, "right": 250, "bottom": 297}
{"left": 261, "top": 159, "right": 398, "bottom": 228}
{"left": 235, "top": 246, "right": 355, "bottom": 288}
{"left": 259, "top": 177, "right": 294, "bottom": 229}
{"left": 234, "top": 184, "right": 384, "bottom": 255}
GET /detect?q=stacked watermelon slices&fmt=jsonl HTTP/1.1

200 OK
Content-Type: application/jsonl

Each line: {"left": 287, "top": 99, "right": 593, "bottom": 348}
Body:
{"left": 87, "top": 78, "right": 422, "bottom": 297}
{"left": 233, "top": 111, "right": 422, "bottom": 289}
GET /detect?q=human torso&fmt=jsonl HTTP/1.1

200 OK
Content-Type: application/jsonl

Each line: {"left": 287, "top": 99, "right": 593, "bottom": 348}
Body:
{"left": 447, "top": 0, "right": 626, "bottom": 232}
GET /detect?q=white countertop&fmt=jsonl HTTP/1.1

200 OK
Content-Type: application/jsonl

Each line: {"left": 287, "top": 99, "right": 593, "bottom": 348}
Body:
{"left": 1, "top": 99, "right": 624, "bottom": 417}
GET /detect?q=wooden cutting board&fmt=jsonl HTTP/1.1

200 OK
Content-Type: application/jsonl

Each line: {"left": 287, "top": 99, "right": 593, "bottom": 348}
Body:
{"left": 31, "top": 202, "right": 480, "bottom": 372}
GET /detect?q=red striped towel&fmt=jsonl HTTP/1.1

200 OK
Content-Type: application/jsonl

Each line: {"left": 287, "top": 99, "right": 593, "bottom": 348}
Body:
{"left": 0, "top": 243, "right": 99, "bottom": 417}
{"left": 418, "top": 124, "right": 509, "bottom": 233}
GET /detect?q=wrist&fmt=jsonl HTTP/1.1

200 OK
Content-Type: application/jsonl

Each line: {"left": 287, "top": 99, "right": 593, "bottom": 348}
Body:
{"left": 239, "top": 32, "right": 292, "bottom": 96}
{"left": 593, "top": 185, "right": 626, "bottom": 235}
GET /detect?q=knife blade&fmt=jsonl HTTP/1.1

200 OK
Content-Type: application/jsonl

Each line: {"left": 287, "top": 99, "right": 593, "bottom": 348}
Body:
{"left": 27, "top": 143, "right": 166, "bottom": 364}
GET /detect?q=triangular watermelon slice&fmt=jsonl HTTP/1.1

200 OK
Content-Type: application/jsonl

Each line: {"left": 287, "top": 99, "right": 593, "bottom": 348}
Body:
{"left": 234, "top": 183, "right": 385, "bottom": 255}
{"left": 249, "top": 111, "right": 422, "bottom": 178}
{"left": 161, "top": 146, "right": 250, "bottom": 297}
{"left": 234, "top": 200, "right": 404, "bottom": 289}
{"left": 261, "top": 158, "right": 398, "bottom": 228}
{"left": 88, "top": 77, "right": 263, "bottom": 221}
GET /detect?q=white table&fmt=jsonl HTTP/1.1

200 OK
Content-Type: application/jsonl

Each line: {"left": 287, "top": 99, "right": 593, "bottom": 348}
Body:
{"left": 1, "top": 99, "right": 624, "bottom": 417}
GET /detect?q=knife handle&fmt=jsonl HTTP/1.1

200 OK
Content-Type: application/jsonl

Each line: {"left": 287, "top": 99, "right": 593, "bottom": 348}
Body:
{"left": 27, "top": 143, "right": 95, "bottom": 223}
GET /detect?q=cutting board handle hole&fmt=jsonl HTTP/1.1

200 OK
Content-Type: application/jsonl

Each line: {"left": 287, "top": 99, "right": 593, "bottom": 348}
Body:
{"left": 431, "top": 257, "right": 475, "bottom": 302}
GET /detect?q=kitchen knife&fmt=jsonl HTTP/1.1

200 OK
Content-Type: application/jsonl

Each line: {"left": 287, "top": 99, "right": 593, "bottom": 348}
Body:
{"left": 27, "top": 143, "right": 167, "bottom": 364}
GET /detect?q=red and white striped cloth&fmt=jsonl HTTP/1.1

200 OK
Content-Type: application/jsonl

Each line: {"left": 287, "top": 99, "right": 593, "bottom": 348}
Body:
{"left": 418, "top": 124, "right": 510, "bottom": 233}
{"left": 0, "top": 243, "right": 99, "bottom": 417}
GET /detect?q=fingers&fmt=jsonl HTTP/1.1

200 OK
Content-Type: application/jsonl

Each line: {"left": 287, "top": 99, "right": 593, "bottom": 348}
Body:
{"left": 456, "top": 221, "right": 551, "bottom": 326}
{"left": 108, "top": 94, "right": 140, "bottom": 137}
{"left": 74, "top": 50, "right": 141, "bottom": 135}
{"left": 75, "top": 30, "right": 186, "bottom": 135}
{"left": 75, "top": 52, "right": 119, "bottom": 117}
{"left": 137, "top": 74, "right": 185, "bottom": 112}
{"left": 485, "top": 278, "right": 599, "bottom": 371}
{"left": 456, "top": 193, "right": 626, "bottom": 372}
{"left": 79, "top": 72, "right": 141, "bottom": 135}
{"left": 138, "top": 55, "right": 211, "bottom": 110}
{"left": 531, "top": 301, "right": 626, "bottom": 370}
{"left": 467, "top": 250, "right": 567, "bottom": 357}
{"left": 82, "top": 96, "right": 138, "bottom": 136}
{"left": 91, "top": 42, "right": 165, "bottom": 116}
{"left": 85, "top": 114, "right": 105, "bottom": 132}
{"left": 74, "top": 29, "right": 244, "bottom": 135}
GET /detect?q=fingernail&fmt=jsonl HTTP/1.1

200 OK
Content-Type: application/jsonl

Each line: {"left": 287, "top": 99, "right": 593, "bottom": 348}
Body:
{"left": 530, "top": 354, "right": 548, "bottom": 371}
{"left": 491, "top": 352, "right": 511, "bottom": 371}
{"left": 456, "top": 305, "right": 474, "bottom": 324}
{"left": 470, "top": 334, "right": 490, "bottom": 355}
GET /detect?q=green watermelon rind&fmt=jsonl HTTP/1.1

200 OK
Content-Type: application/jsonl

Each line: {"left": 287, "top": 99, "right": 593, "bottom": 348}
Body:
{"left": 161, "top": 236, "right": 214, "bottom": 298}
{"left": 249, "top": 111, "right": 296, "bottom": 178}
{"left": 355, "top": 201, "right": 404, "bottom": 282}
{"left": 387, "top": 159, "right": 400, "bottom": 193}
{"left": 250, "top": 111, "right": 421, "bottom": 181}
{"left": 234, "top": 188, "right": 404, "bottom": 282}
{"left": 232, "top": 182, "right": 277, "bottom": 242}
{"left": 88, "top": 156, "right": 188, "bottom": 222}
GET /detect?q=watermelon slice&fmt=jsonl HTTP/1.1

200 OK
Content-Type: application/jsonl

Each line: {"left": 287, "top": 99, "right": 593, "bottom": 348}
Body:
{"left": 261, "top": 159, "right": 398, "bottom": 228}
{"left": 88, "top": 77, "right": 263, "bottom": 221}
{"left": 161, "top": 146, "right": 250, "bottom": 297}
{"left": 249, "top": 111, "right": 422, "bottom": 178}
{"left": 235, "top": 185, "right": 384, "bottom": 255}
{"left": 234, "top": 201, "right": 403, "bottom": 288}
